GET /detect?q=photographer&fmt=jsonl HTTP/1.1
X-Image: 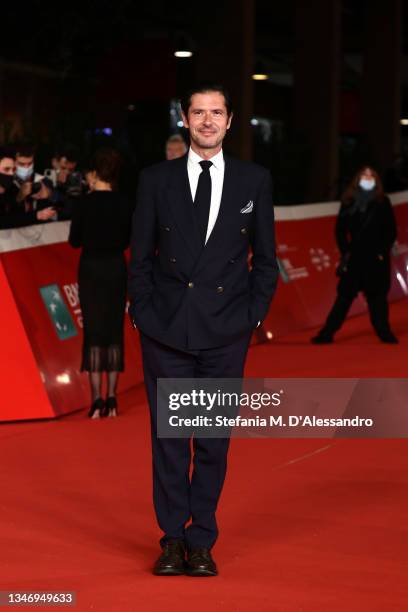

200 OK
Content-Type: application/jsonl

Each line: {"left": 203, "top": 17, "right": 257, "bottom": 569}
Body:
{"left": 43, "top": 151, "right": 62, "bottom": 187}
{"left": 14, "top": 144, "right": 54, "bottom": 214}
{"left": 0, "top": 146, "right": 55, "bottom": 229}
{"left": 53, "top": 145, "right": 85, "bottom": 220}
{"left": 0, "top": 147, "right": 16, "bottom": 215}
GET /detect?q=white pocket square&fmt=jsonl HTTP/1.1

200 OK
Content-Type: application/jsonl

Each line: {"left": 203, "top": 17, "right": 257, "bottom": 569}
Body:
{"left": 240, "top": 200, "right": 253, "bottom": 214}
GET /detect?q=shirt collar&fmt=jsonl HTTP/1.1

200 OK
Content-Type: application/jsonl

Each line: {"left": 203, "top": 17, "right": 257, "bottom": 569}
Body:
{"left": 188, "top": 147, "right": 224, "bottom": 170}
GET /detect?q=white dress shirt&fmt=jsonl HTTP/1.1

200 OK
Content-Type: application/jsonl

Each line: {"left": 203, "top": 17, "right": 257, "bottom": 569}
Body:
{"left": 187, "top": 147, "right": 225, "bottom": 244}
{"left": 186, "top": 148, "right": 260, "bottom": 328}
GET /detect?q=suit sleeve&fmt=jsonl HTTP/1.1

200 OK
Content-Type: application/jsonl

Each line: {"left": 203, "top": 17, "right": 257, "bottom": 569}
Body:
{"left": 128, "top": 169, "right": 157, "bottom": 313}
{"left": 0, "top": 210, "right": 37, "bottom": 230}
{"left": 249, "top": 171, "right": 279, "bottom": 323}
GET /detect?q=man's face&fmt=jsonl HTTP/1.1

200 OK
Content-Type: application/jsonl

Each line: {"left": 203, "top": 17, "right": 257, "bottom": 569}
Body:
{"left": 166, "top": 141, "right": 187, "bottom": 160}
{"left": 182, "top": 92, "right": 232, "bottom": 152}
{"left": 59, "top": 157, "right": 77, "bottom": 174}
{"left": 16, "top": 155, "right": 34, "bottom": 169}
{"left": 0, "top": 157, "right": 16, "bottom": 175}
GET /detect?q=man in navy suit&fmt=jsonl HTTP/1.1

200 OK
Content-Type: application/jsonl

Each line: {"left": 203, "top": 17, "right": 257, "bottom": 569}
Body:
{"left": 129, "top": 83, "right": 278, "bottom": 576}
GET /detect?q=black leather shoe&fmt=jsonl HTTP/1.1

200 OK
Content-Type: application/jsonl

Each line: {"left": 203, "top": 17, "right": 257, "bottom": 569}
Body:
{"left": 185, "top": 548, "right": 218, "bottom": 577}
{"left": 153, "top": 539, "right": 186, "bottom": 576}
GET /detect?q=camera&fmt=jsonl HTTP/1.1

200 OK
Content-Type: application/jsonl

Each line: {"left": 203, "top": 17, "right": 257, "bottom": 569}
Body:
{"left": 44, "top": 168, "right": 58, "bottom": 187}
{"left": 65, "top": 172, "right": 83, "bottom": 198}
{"left": 31, "top": 181, "right": 43, "bottom": 196}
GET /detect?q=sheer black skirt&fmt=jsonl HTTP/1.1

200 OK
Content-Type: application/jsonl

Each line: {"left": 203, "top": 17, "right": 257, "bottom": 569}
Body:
{"left": 78, "top": 251, "right": 127, "bottom": 372}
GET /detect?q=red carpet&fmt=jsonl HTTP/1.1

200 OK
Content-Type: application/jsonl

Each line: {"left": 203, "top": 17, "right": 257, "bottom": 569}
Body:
{"left": 1, "top": 301, "right": 407, "bottom": 611}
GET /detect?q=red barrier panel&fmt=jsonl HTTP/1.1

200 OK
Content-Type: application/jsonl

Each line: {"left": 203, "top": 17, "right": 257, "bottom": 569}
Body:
{"left": 0, "top": 261, "right": 55, "bottom": 421}
{"left": 1, "top": 193, "right": 407, "bottom": 422}
{"left": 0, "top": 226, "right": 143, "bottom": 422}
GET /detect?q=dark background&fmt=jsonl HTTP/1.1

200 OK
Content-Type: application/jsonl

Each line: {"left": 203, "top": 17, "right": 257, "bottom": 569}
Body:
{"left": 1, "top": 0, "right": 407, "bottom": 203}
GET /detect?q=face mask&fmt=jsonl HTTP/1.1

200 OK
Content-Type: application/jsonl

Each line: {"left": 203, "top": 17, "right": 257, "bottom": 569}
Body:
{"left": 359, "top": 178, "right": 376, "bottom": 191}
{"left": 16, "top": 164, "right": 34, "bottom": 181}
{"left": 0, "top": 173, "right": 14, "bottom": 191}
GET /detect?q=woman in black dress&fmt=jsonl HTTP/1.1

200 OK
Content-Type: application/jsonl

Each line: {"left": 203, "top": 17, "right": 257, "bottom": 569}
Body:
{"left": 69, "top": 148, "right": 134, "bottom": 417}
{"left": 312, "top": 166, "right": 398, "bottom": 344}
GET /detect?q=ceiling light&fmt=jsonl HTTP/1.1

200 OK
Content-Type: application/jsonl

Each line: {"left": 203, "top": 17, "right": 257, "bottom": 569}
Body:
{"left": 175, "top": 50, "right": 193, "bottom": 58}
{"left": 252, "top": 60, "right": 269, "bottom": 81}
{"left": 174, "top": 34, "right": 193, "bottom": 58}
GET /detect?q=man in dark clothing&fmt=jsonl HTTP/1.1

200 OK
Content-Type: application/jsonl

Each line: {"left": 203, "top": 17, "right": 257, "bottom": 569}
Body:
{"left": 53, "top": 145, "right": 85, "bottom": 220}
{"left": 129, "top": 83, "right": 278, "bottom": 576}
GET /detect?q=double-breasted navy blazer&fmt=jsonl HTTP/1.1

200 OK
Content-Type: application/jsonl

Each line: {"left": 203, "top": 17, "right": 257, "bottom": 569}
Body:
{"left": 128, "top": 153, "right": 279, "bottom": 351}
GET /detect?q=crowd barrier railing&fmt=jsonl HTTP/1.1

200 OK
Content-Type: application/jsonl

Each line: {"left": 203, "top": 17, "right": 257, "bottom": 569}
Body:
{"left": 1, "top": 192, "right": 407, "bottom": 422}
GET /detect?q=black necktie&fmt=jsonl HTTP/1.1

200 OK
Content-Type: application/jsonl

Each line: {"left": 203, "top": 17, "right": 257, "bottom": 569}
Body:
{"left": 194, "top": 160, "right": 212, "bottom": 244}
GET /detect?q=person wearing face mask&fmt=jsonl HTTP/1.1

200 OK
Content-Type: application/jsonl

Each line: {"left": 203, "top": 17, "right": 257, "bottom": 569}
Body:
{"left": 0, "top": 147, "right": 16, "bottom": 214}
{"left": 0, "top": 146, "right": 55, "bottom": 229}
{"left": 312, "top": 166, "right": 398, "bottom": 344}
{"left": 14, "top": 144, "right": 54, "bottom": 215}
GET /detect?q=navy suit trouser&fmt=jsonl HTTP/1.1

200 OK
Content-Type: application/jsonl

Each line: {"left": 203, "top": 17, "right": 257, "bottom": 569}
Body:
{"left": 139, "top": 331, "right": 252, "bottom": 550}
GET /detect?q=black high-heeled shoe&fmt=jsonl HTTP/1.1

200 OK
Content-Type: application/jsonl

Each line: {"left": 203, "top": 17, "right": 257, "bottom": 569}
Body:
{"left": 88, "top": 398, "right": 104, "bottom": 419}
{"left": 103, "top": 396, "right": 118, "bottom": 418}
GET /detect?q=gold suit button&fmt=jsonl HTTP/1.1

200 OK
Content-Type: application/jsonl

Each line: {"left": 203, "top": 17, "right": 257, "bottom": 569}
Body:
{"left": 240, "top": 228, "right": 247, "bottom": 235}
{"left": 170, "top": 257, "right": 176, "bottom": 263}
{"left": 217, "top": 286, "right": 224, "bottom": 293}
{"left": 188, "top": 281, "right": 194, "bottom": 288}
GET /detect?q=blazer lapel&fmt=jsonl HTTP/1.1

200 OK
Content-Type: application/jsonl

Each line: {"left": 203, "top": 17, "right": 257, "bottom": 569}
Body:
{"left": 168, "top": 156, "right": 202, "bottom": 260}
